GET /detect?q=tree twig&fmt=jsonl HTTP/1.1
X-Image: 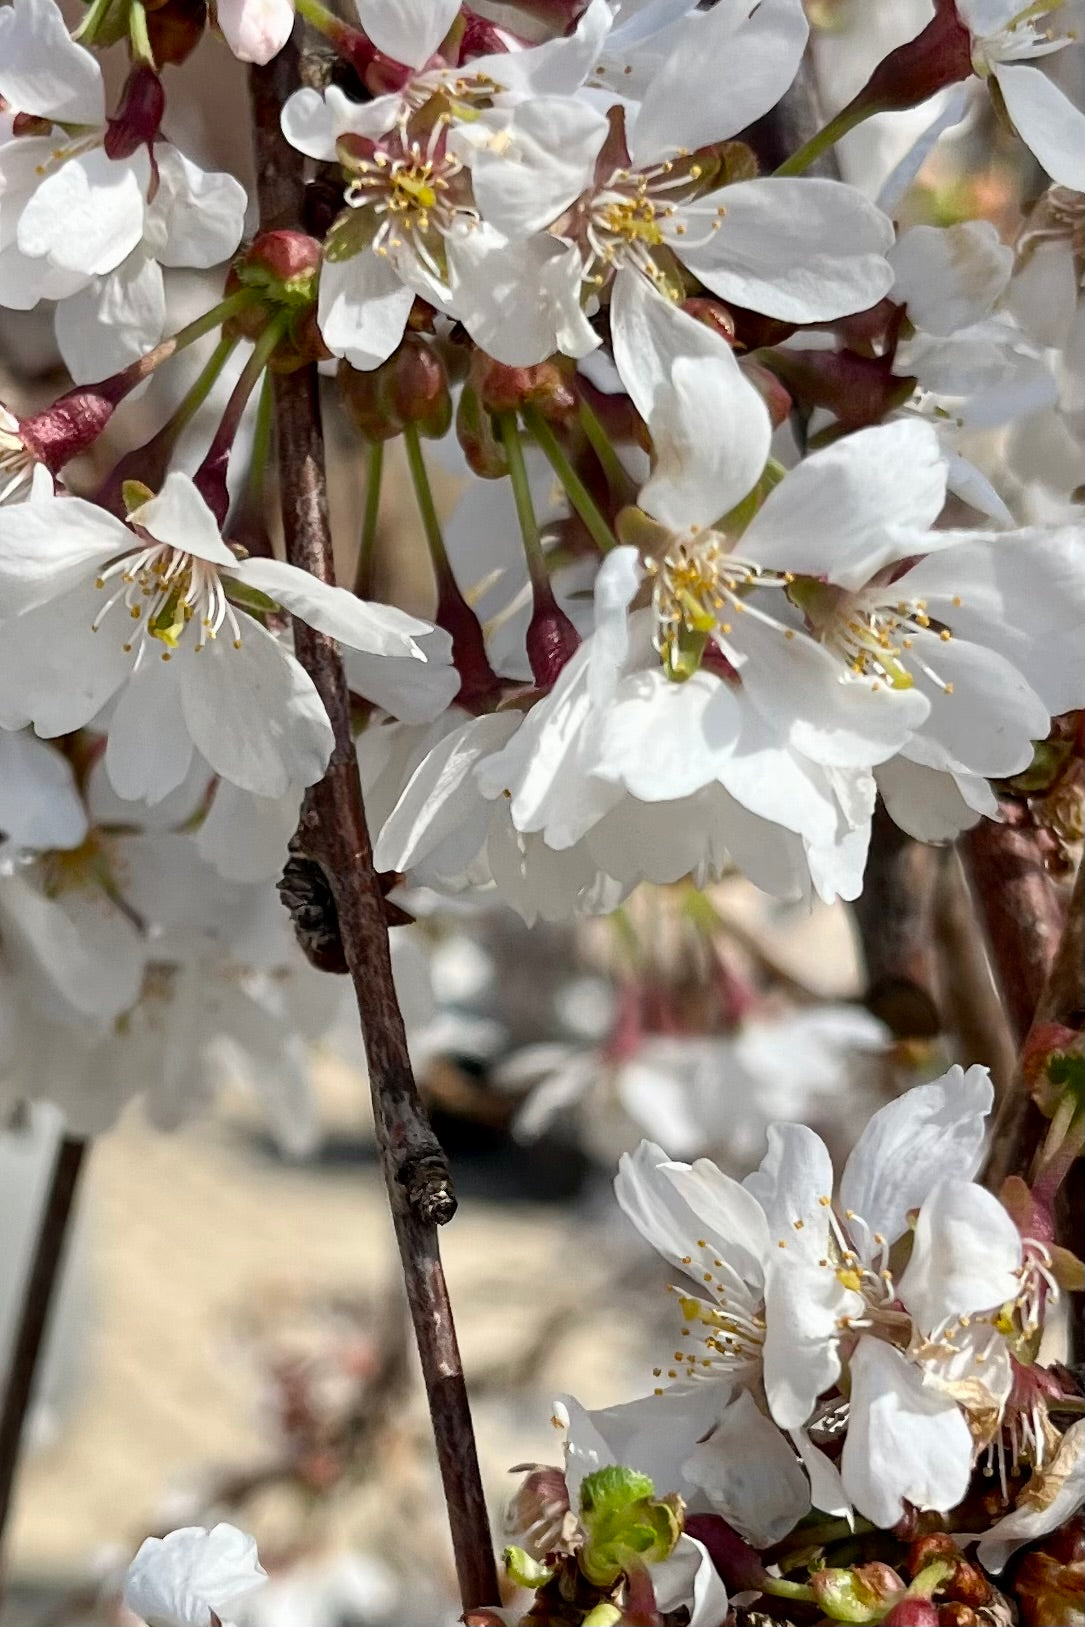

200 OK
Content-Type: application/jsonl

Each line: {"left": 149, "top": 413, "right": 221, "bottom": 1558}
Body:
{"left": 0, "top": 1134, "right": 87, "bottom": 1590}
{"left": 249, "top": 38, "right": 498, "bottom": 1611}
{"left": 960, "top": 800, "right": 1064, "bottom": 1047}
{"left": 984, "top": 861, "right": 1084, "bottom": 1193}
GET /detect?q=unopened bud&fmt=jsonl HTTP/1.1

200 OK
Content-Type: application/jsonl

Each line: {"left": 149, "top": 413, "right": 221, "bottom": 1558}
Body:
{"left": 145, "top": 0, "right": 207, "bottom": 65}
{"left": 762, "top": 346, "right": 915, "bottom": 430}
{"left": 881, "top": 1602, "right": 939, "bottom": 1626}
{"left": 680, "top": 296, "right": 736, "bottom": 346}
{"left": 1013, "top": 1525, "right": 1085, "bottom": 1627}
{"left": 474, "top": 356, "right": 577, "bottom": 421}
{"left": 842, "top": 0, "right": 971, "bottom": 121}
{"left": 740, "top": 358, "right": 792, "bottom": 429}
{"left": 226, "top": 230, "right": 323, "bottom": 342}
{"left": 908, "top": 1535, "right": 961, "bottom": 1578}
{"left": 103, "top": 66, "right": 165, "bottom": 160}
{"left": 526, "top": 583, "right": 580, "bottom": 689}
{"left": 456, "top": 381, "right": 508, "bottom": 478}
{"left": 938, "top": 1605, "right": 981, "bottom": 1626}
{"left": 338, "top": 359, "right": 405, "bottom": 444}
{"left": 386, "top": 335, "right": 452, "bottom": 439}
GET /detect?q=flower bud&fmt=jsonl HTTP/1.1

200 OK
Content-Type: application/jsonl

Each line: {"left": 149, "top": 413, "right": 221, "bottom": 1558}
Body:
{"left": 938, "top": 1605, "right": 981, "bottom": 1626}
{"left": 338, "top": 360, "right": 405, "bottom": 444}
{"left": 526, "top": 583, "right": 580, "bottom": 689}
{"left": 474, "top": 356, "right": 577, "bottom": 422}
{"left": 762, "top": 347, "right": 915, "bottom": 431}
{"left": 145, "top": 0, "right": 208, "bottom": 65}
{"left": 226, "top": 230, "right": 323, "bottom": 342}
{"left": 1014, "top": 1532, "right": 1085, "bottom": 1627}
{"left": 739, "top": 358, "right": 792, "bottom": 429}
{"left": 881, "top": 1602, "right": 939, "bottom": 1626}
{"left": 104, "top": 66, "right": 166, "bottom": 160}
{"left": 456, "top": 381, "right": 508, "bottom": 478}
{"left": 386, "top": 336, "right": 452, "bottom": 439}
{"left": 843, "top": 0, "right": 972, "bottom": 120}
{"left": 680, "top": 296, "right": 736, "bottom": 346}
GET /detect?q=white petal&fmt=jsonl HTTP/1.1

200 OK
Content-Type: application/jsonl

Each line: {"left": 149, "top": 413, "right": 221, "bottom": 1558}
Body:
{"left": 231, "top": 556, "right": 429, "bottom": 654}
{"left": 897, "top": 1179, "right": 1022, "bottom": 1331}
{"left": 630, "top": 0, "right": 808, "bottom": 164}
{"left": 151, "top": 147, "right": 247, "bottom": 270}
{"left": 355, "top": 0, "right": 458, "bottom": 67}
{"left": 589, "top": 548, "right": 643, "bottom": 710}
{"left": 839, "top": 1064, "right": 993, "bottom": 1243}
{"left": 792, "top": 1429, "right": 851, "bottom": 1520}
{"left": 343, "top": 628, "right": 459, "bottom": 722}
{"left": 0, "top": 578, "right": 135, "bottom": 734}
{"left": 0, "top": 730, "right": 87, "bottom": 850}
{"left": 596, "top": 668, "right": 742, "bottom": 802}
{"left": 454, "top": 98, "right": 608, "bottom": 237}
{"left": 216, "top": 0, "right": 295, "bottom": 63}
{"left": 975, "top": 1419, "right": 1085, "bottom": 1572}
{"left": 54, "top": 254, "right": 165, "bottom": 384}
{"left": 372, "top": 712, "right": 519, "bottom": 872}
{"left": 179, "top": 623, "right": 334, "bottom": 797}
{"left": 465, "top": 0, "right": 614, "bottom": 98}
{"left": 0, "top": 0, "right": 105, "bottom": 124}
{"left": 679, "top": 178, "right": 894, "bottom": 324}
{"left": 0, "top": 872, "right": 143, "bottom": 1020}
{"left": 196, "top": 781, "right": 300, "bottom": 883}
{"left": 124, "top": 1522, "right": 266, "bottom": 1627}
{"left": 662, "top": 1154, "right": 771, "bottom": 1287}
{"left": 741, "top": 420, "right": 947, "bottom": 589}
{"left": 448, "top": 224, "right": 597, "bottom": 366}
{"left": 842, "top": 1339, "right": 974, "bottom": 1528}
{"left": 316, "top": 249, "right": 414, "bottom": 370}
{"left": 653, "top": 1536, "right": 730, "bottom": 1627}
{"left": 994, "top": 61, "right": 1085, "bottom": 192}
{"left": 684, "top": 1391, "right": 810, "bottom": 1547}
{"left": 888, "top": 222, "right": 1013, "bottom": 337}
{"left": 727, "top": 612, "right": 930, "bottom": 769}
{"left": 18, "top": 147, "right": 149, "bottom": 278}
{"left": 615, "top": 1139, "right": 743, "bottom": 1286}
{"left": 113, "top": 831, "right": 243, "bottom": 932}
{"left": 280, "top": 84, "right": 382, "bottom": 161}
{"left": 875, "top": 757, "right": 984, "bottom": 842}
{"left": 129, "top": 472, "right": 236, "bottom": 565}
{"left": 0, "top": 494, "right": 130, "bottom": 613}
{"left": 104, "top": 651, "right": 194, "bottom": 805}
{"left": 613, "top": 268, "right": 770, "bottom": 529}
{"left": 747, "top": 1123, "right": 854, "bottom": 1429}
{"left": 904, "top": 629, "right": 1050, "bottom": 779}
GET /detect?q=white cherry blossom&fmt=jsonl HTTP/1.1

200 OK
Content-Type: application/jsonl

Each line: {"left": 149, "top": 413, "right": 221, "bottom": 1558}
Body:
{"left": 0, "top": 0, "right": 245, "bottom": 367}
{"left": 0, "top": 473, "right": 434, "bottom": 803}
{"left": 960, "top": 0, "right": 1085, "bottom": 192}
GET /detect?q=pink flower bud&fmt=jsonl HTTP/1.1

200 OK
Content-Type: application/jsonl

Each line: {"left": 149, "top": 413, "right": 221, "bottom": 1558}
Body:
{"left": 843, "top": 0, "right": 972, "bottom": 121}
{"left": 882, "top": 1602, "right": 939, "bottom": 1626}
{"left": 526, "top": 583, "right": 580, "bottom": 689}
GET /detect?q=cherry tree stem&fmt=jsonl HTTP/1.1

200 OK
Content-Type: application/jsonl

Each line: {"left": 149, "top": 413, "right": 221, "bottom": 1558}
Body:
{"left": 249, "top": 39, "right": 498, "bottom": 1611}
{"left": 353, "top": 440, "right": 384, "bottom": 599}
{"left": 960, "top": 799, "right": 1064, "bottom": 1047}
{"left": 0, "top": 1134, "right": 88, "bottom": 1591}
{"left": 522, "top": 403, "right": 617, "bottom": 554}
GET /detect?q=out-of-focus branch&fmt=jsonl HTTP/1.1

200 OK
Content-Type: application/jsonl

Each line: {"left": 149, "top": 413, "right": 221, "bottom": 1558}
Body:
{"left": 961, "top": 800, "right": 1064, "bottom": 1047}
{"left": 249, "top": 37, "right": 498, "bottom": 1612}
{"left": 852, "top": 807, "right": 941, "bottom": 1042}
{"left": 984, "top": 861, "right": 1084, "bottom": 1194}
{"left": 934, "top": 851, "right": 1015, "bottom": 1088}
{"left": 0, "top": 1134, "right": 87, "bottom": 1591}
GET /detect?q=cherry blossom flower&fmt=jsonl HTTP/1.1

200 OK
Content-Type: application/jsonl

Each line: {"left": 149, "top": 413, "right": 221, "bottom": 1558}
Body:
{"left": 0, "top": 473, "right": 434, "bottom": 803}
{"left": 124, "top": 1523, "right": 267, "bottom": 1627}
{"left": 0, "top": 0, "right": 245, "bottom": 378}
{"left": 960, "top": 0, "right": 1085, "bottom": 192}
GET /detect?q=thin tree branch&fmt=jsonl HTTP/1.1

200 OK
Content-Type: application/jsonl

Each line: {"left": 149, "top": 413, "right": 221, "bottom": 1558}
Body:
{"left": 0, "top": 1134, "right": 87, "bottom": 1588}
{"left": 960, "top": 799, "right": 1064, "bottom": 1047}
{"left": 984, "top": 861, "right": 1084, "bottom": 1193}
{"left": 851, "top": 805, "right": 941, "bottom": 1042}
{"left": 249, "top": 37, "right": 498, "bottom": 1611}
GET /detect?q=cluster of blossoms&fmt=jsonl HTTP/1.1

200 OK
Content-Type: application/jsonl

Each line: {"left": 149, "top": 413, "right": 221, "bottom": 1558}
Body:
{"left": 0, "top": 0, "right": 1082, "bottom": 1617}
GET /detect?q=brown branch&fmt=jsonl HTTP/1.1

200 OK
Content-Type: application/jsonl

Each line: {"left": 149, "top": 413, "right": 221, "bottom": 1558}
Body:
{"left": 984, "top": 861, "right": 1084, "bottom": 1193}
{"left": 851, "top": 805, "right": 941, "bottom": 1042}
{"left": 0, "top": 1134, "right": 87, "bottom": 1590}
{"left": 960, "top": 799, "right": 1064, "bottom": 1047}
{"left": 248, "top": 38, "right": 498, "bottom": 1611}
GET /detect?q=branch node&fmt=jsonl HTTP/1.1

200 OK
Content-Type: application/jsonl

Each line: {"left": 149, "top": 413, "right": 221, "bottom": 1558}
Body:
{"left": 400, "top": 1153, "right": 459, "bottom": 1226}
